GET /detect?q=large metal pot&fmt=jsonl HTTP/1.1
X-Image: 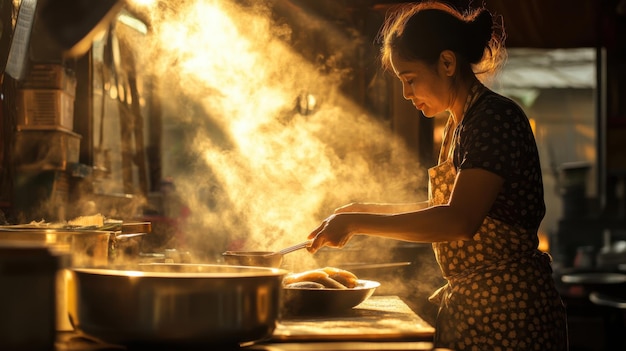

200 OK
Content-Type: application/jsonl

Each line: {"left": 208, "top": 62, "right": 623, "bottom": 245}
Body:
{"left": 0, "top": 225, "right": 151, "bottom": 265}
{"left": 67, "top": 263, "right": 288, "bottom": 347}
{"left": 0, "top": 229, "right": 111, "bottom": 267}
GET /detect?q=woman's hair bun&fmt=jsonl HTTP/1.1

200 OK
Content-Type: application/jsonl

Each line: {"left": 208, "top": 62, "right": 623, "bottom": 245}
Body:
{"left": 465, "top": 9, "right": 494, "bottom": 64}
{"left": 379, "top": 2, "right": 506, "bottom": 76}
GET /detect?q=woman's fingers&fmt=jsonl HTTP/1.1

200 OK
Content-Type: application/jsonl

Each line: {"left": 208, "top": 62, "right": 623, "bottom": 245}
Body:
{"left": 307, "top": 221, "right": 325, "bottom": 253}
{"left": 307, "top": 215, "right": 336, "bottom": 253}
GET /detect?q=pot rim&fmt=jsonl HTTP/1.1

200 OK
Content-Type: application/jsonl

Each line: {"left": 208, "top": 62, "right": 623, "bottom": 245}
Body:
{"left": 0, "top": 228, "right": 113, "bottom": 235}
{"left": 73, "top": 263, "right": 288, "bottom": 278}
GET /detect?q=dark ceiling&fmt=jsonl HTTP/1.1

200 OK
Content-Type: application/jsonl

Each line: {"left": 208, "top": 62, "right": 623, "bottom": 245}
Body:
{"left": 118, "top": 0, "right": 626, "bottom": 51}
{"left": 287, "top": 0, "right": 624, "bottom": 49}
{"left": 481, "top": 0, "right": 612, "bottom": 49}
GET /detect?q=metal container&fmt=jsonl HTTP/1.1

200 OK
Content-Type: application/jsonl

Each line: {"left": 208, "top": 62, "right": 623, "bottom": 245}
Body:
{"left": 0, "top": 229, "right": 111, "bottom": 267}
{"left": 0, "top": 242, "right": 68, "bottom": 351}
{"left": 14, "top": 129, "right": 81, "bottom": 170}
{"left": 67, "top": 263, "right": 288, "bottom": 347}
{"left": 0, "top": 228, "right": 150, "bottom": 267}
{"left": 282, "top": 279, "right": 379, "bottom": 315}
{"left": 222, "top": 251, "right": 283, "bottom": 267}
{"left": 222, "top": 240, "right": 312, "bottom": 268}
{"left": 0, "top": 229, "right": 113, "bottom": 331}
{"left": 16, "top": 88, "right": 75, "bottom": 131}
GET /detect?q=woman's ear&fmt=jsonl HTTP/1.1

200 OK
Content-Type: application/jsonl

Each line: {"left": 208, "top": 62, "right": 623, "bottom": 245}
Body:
{"left": 439, "top": 50, "right": 457, "bottom": 77}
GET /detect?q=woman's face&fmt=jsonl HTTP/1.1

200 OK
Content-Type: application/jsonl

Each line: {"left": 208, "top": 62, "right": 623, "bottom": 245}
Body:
{"left": 390, "top": 52, "right": 452, "bottom": 117}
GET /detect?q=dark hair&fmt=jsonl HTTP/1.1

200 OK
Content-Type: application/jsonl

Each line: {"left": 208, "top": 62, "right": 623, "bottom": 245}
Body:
{"left": 379, "top": 1, "right": 506, "bottom": 80}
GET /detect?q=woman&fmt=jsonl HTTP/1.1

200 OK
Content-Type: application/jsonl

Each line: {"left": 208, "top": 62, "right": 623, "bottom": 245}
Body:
{"left": 306, "top": 2, "right": 568, "bottom": 350}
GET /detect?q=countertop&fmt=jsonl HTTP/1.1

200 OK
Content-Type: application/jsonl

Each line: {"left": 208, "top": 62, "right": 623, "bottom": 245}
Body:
{"left": 56, "top": 296, "right": 436, "bottom": 351}
{"left": 273, "top": 295, "right": 434, "bottom": 341}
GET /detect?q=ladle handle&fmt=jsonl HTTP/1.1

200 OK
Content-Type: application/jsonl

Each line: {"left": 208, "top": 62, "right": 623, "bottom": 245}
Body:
{"left": 277, "top": 239, "right": 313, "bottom": 255}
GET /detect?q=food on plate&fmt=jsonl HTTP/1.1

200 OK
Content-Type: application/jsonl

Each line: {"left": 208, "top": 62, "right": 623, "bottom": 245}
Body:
{"left": 321, "top": 266, "right": 359, "bottom": 288}
{"left": 284, "top": 281, "right": 326, "bottom": 289}
{"left": 283, "top": 267, "right": 359, "bottom": 289}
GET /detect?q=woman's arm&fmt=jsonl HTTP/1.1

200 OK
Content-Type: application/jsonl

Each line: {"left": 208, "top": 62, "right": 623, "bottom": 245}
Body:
{"left": 334, "top": 201, "right": 430, "bottom": 214}
{"left": 308, "top": 168, "right": 504, "bottom": 252}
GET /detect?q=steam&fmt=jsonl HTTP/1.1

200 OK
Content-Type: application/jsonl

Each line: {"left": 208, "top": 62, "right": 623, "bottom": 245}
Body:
{"left": 120, "top": 0, "right": 428, "bottom": 267}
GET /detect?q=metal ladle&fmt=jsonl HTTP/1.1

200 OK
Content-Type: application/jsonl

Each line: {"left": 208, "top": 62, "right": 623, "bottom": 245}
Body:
{"left": 275, "top": 239, "right": 314, "bottom": 256}
{"left": 222, "top": 240, "right": 313, "bottom": 268}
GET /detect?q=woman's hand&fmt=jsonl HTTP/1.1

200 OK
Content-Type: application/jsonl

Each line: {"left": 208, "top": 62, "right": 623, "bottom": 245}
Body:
{"left": 306, "top": 213, "right": 356, "bottom": 254}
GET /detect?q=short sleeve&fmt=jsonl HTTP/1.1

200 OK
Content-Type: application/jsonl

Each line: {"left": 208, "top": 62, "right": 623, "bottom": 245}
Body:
{"left": 453, "top": 92, "right": 545, "bottom": 231}
{"left": 456, "top": 96, "right": 528, "bottom": 179}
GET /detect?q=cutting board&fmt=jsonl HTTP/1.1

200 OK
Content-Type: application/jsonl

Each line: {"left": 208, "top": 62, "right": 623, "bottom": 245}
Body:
{"left": 272, "top": 296, "right": 435, "bottom": 341}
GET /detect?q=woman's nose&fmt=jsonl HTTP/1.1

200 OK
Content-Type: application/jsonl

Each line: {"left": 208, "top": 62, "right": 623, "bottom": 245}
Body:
{"left": 401, "top": 82, "right": 413, "bottom": 100}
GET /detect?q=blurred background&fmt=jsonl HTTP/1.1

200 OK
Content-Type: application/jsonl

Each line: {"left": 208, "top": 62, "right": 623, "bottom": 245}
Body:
{"left": 1, "top": 1, "right": 625, "bottom": 349}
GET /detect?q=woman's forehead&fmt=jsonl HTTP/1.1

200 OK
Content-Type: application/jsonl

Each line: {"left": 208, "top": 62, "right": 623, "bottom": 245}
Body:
{"left": 391, "top": 53, "right": 428, "bottom": 76}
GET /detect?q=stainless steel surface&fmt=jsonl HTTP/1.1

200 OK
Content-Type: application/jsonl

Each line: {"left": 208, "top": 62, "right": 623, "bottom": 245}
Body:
{"left": 120, "top": 221, "right": 151, "bottom": 235}
{"left": 222, "top": 250, "right": 284, "bottom": 267}
{"left": 0, "top": 227, "right": 147, "bottom": 266}
{"left": 222, "top": 240, "right": 313, "bottom": 268}
{"left": 68, "top": 263, "right": 288, "bottom": 346}
{"left": 282, "top": 279, "right": 380, "bottom": 315}
{"left": 589, "top": 291, "right": 626, "bottom": 309}
{"left": 561, "top": 272, "right": 626, "bottom": 284}
{"left": 0, "top": 229, "right": 115, "bottom": 331}
{"left": 0, "top": 229, "right": 111, "bottom": 268}
{"left": 0, "top": 220, "right": 152, "bottom": 235}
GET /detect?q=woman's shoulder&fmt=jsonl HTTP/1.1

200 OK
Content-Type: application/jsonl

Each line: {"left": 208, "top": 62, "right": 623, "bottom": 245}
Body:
{"left": 475, "top": 89, "right": 526, "bottom": 116}
{"left": 464, "top": 89, "right": 528, "bottom": 126}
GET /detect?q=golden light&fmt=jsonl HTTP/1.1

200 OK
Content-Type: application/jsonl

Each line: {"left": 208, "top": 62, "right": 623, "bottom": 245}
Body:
{"left": 529, "top": 117, "right": 537, "bottom": 135}
{"left": 109, "top": 85, "right": 118, "bottom": 100}
{"left": 124, "top": 0, "right": 425, "bottom": 255}
{"left": 126, "top": 0, "right": 156, "bottom": 8}
{"left": 538, "top": 230, "right": 549, "bottom": 252}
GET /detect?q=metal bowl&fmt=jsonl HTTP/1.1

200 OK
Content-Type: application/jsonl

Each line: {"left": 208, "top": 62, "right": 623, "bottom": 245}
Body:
{"left": 222, "top": 251, "right": 283, "bottom": 268}
{"left": 67, "top": 263, "right": 288, "bottom": 347}
{"left": 282, "top": 279, "right": 380, "bottom": 315}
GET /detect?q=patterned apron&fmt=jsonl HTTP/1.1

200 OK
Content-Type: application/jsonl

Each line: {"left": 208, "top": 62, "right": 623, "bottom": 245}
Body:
{"left": 427, "top": 88, "right": 568, "bottom": 350}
